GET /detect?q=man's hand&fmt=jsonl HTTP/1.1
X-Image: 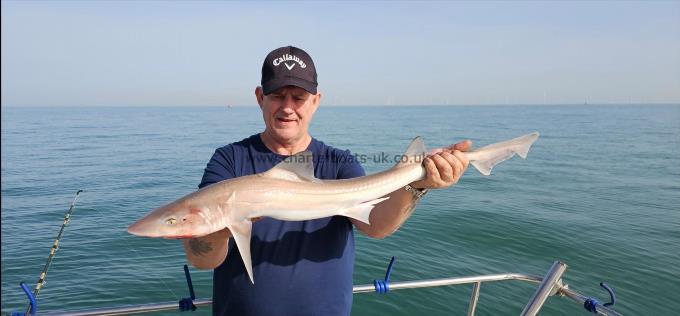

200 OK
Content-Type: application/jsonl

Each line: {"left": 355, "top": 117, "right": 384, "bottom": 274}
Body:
{"left": 410, "top": 140, "right": 472, "bottom": 189}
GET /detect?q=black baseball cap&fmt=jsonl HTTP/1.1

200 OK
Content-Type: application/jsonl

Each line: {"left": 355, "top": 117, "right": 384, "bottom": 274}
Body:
{"left": 261, "top": 46, "right": 318, "bottom": 95}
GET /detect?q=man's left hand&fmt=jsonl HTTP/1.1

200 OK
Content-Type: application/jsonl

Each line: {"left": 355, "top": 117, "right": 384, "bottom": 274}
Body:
{"left": 410, "top": 140, "right": 472, "bottom": 189}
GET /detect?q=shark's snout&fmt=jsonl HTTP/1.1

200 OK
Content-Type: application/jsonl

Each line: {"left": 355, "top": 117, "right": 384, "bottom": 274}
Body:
{"left": 127, "top": 218, "right": 155, "bottom": 237}
{"left": 127, "top": 202, "right": 207, "bottom": 238}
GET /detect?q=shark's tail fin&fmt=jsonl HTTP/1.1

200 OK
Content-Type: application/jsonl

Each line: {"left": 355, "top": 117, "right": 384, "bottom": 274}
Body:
{"left": 466, "top": 132, "right": 540, "bottom": 176}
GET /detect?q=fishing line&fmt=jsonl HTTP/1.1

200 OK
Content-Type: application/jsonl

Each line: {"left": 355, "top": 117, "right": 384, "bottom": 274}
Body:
{"left": 124, "top": 239, "right": 181, "bottom": 300}
{"left": 88, "top": 202, "right": 180, "bottom": 301}
{"left": 23, "top": 190, "right": 181, "bottom": 315}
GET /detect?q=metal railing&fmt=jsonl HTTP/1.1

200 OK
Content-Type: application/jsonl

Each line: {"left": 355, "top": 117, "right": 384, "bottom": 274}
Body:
{"left": 35, "top": 260, "right": 621, "bottom": 316}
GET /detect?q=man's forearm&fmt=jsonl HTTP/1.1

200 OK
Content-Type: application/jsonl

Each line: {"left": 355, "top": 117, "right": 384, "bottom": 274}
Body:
{"left": 183, "top": 228, "right": 231, "bottom": 269}
{"left": 352, "top": 188, "right": 420, "bottom": 239}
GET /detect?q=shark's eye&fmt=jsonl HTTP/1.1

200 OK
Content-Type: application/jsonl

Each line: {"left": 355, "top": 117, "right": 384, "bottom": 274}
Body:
{"left": 165, "top": 218, "right": 177, "bottom": 225}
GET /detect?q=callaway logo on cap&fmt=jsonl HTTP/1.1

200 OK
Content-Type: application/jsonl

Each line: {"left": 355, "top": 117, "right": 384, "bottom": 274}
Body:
{"left": 261, "top": 46, "right": 318, "bottom": 95}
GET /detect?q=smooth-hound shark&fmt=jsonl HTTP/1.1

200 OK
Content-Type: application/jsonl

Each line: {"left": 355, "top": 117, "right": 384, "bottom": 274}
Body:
{"left": 128, "top": 132, "right": 540, "bottom": 283}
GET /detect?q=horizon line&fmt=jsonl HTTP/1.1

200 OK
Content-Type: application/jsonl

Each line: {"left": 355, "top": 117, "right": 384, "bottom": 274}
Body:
{"left": 2, "top": 102, "right": 680, "bottom": 108}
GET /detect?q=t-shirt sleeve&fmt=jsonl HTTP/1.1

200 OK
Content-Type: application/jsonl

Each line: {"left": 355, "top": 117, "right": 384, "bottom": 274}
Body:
{"left": 336, "top": 150, "right": 366, "bottom": 180}
{"left": 199, "top": 147, "right": 236, "bottom": 189}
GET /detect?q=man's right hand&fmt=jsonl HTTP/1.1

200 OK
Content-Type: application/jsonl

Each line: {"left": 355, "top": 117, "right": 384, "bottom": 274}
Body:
{"left": 411, "top": 140, "right": 471, "bottom": 190}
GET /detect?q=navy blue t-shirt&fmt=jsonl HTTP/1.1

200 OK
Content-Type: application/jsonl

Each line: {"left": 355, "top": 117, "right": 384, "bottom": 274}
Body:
{"left": 199, "top": 134, "right": 365, "bottom": 316}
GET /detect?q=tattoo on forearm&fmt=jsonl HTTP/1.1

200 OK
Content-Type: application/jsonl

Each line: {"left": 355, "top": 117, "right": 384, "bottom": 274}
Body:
{"left": 188, "top": 239, "right": 213, "bottom": 256}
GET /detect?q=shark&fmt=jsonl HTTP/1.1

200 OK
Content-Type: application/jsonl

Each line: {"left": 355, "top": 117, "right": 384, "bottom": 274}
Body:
{"left": 127, "top": 132, "right": 539, "bottom": 283}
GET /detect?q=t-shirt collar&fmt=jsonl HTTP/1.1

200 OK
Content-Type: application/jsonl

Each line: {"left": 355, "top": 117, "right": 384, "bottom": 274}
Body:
{"left": 253, "top": 133, "right": 318, "bottom": 158}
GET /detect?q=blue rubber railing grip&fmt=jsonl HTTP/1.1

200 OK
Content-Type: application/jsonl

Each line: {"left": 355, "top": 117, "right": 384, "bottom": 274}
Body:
{"left": 373, "top": 256, "right": 395, "bottom": 294}
{"left": 583, "top": 298, "right": 600, "bottom": 313}
{"left": 584, "top": 282, "right": 616, "bottom": 313}
{"left": 600, "top": 282, "right": 616, "bottom": 307}
{"left": 11, "top": 282, "right": 36, "bottom": 316}
{"left": 178, "top": 265, "right": 196, "bottom": 312}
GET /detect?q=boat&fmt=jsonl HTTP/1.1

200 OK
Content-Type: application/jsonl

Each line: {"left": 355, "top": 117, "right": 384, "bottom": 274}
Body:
{"left": 11, "top": 259, "right": 621, "bottom": 316}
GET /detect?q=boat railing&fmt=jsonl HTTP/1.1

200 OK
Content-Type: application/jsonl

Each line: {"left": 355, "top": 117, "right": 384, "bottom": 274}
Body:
{"left": 15, "top": 259, "right": 620, "bottom": 316}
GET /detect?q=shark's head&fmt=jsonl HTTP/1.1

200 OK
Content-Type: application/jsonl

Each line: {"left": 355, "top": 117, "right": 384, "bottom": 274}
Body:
{"left": 127, "top": 198, "right": 217, "bottom": 239}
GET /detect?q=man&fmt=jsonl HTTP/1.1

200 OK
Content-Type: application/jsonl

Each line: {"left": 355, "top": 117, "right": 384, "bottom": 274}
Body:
{"left": 183, "top": 46, "right": 470, "bottom": 315}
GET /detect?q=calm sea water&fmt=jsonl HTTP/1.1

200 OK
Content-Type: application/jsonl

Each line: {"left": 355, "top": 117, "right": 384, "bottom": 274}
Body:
{"left": 2, "top": 105, "right": 679, "bottom": 315}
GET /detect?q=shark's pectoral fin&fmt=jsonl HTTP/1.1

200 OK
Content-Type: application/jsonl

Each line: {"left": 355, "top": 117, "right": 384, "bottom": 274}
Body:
{"left": 228, "top": 219, "right": 254, "bottom": 284}
{"left": 341, "top": 197, "right": 390, "bottom": 224}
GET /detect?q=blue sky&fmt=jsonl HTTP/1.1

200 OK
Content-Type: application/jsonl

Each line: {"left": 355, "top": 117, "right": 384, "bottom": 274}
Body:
{"left": 2, "top": 0, "right": 679, "bottom": 106}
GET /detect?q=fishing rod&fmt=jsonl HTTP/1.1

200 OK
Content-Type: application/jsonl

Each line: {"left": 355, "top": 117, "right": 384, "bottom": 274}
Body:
{"left": 25, "top": 190, "right": 83, "bottom": 315}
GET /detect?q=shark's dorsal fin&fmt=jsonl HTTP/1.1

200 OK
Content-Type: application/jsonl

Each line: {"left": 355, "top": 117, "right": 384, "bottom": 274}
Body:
{"left": 263, "top": 151, "right": 318, "bottom": 182}
{"left": 396, "top": 136, "right": 428, "bottom": 167}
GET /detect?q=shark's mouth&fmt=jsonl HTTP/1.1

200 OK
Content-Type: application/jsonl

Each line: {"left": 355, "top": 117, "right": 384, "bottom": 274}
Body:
{"left": 163, "top": 235, "right": 198, "bottom": 239}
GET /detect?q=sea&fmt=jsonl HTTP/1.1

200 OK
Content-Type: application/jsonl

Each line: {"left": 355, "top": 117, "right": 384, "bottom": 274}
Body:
{"left": 1, "top": 105, "right": 679, "bottom": 315}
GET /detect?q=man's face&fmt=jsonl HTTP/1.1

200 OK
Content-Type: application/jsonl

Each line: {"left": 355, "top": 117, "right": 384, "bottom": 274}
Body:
{"left": 256, "top": 85, "right": 320, "bottom": 143}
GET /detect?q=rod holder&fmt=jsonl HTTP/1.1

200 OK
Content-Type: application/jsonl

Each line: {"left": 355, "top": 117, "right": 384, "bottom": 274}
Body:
{"left": 178, "top": 265, "right": 196, "bottom": 312}
{"left": 521, "top": 261, "right": 568, "bottom": 316}
{"left": 12, "top": 282, "right": 37, "bottom": 316}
